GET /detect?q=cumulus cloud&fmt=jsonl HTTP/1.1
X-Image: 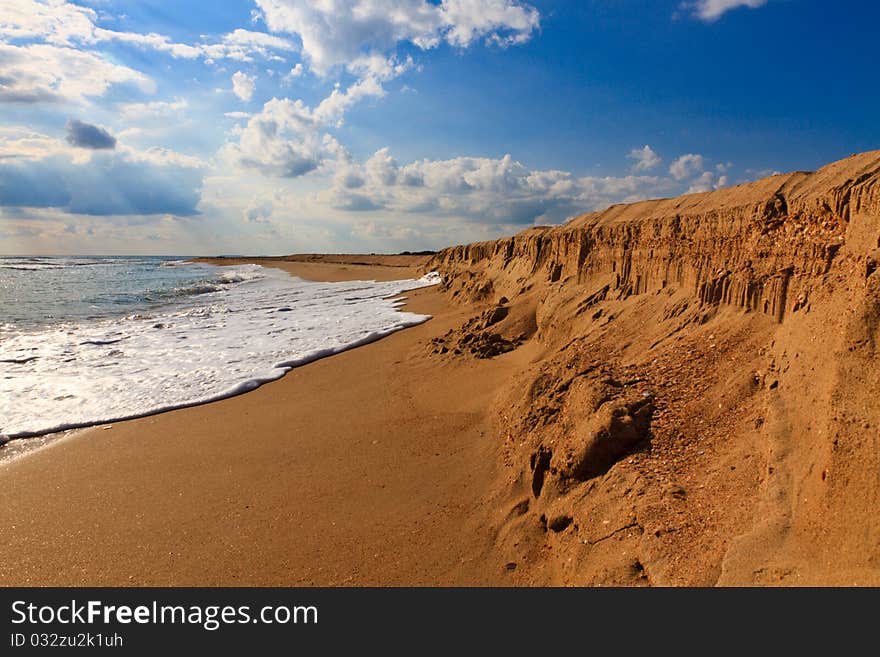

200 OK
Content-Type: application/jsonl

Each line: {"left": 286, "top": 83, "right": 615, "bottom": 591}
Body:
{"left": 628, "top": 145, "right": 661, "bottom": 172}
{"left": 225, "top": 53, "right": 411, "bottom": 178}
{"left": 224, "top": 97, "right": 344, "bottom": 177}
{"left": 0, "top": 0, "right": 298, "bottom": 62}
{"left": 685, "top": 0, "right": 769, "bottom": 21}
{"left": 210, "top": 0, "right": 546, "bottom": 227}
{"left": 669, "top": 153, "right": 704, "bottom": 180}
{"left": 0, "top": 128, "right": 204, "bottom": 215}
{"left": 231, "top": 71, "right": 257, "bottom": 101}
{"left": 318, "top": 148, "right": 673, "bottom": 225}
{"left": 243, "top": 195, "right": 276, "bottom": 223}
{"left": 219, "top": 1, "right": 541, "bottom": 190}
{"left": 0, "top": 42, "right": 154, "bottom": 104}
{"left": 0, "top": 0, "right": 97, "bottom": 45}
{"left": 687, "top": 170, "right": 729, "bottom": 193}
{"left": 255, "top": 0, "right": 540, "bottom": 75}
{"left": 65, "top": 119, "right": 116, "bottom": 149}
{"left": 315, "top": 57, "right": 412, "bottom": 127}
{"left": 224, "top": 50, "right": 420, "bottom": 180}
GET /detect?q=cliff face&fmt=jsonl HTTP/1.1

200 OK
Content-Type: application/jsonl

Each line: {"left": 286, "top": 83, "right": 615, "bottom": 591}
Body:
{"left": 427, "top": 150, "right": 880, "bottom": 586}
{"left": 433, "top": 151, "right": 880, "bottom": 322}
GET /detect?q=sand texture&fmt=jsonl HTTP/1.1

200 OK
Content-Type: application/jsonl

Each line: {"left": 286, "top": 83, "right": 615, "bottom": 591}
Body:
{"left": 2, "top": 150, "right": 880, "bottom": 586}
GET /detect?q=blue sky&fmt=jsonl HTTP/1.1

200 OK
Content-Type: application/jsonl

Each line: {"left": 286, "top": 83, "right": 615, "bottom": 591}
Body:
{"left": 1, "top": 0, "right": 878, "bottom": 255}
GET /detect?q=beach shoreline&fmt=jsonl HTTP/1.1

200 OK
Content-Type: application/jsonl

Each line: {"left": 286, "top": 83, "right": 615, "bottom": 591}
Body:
{"left": 0, "top": 255, "right": 436, "bottom": 465}
{"left": 0, "top": 256, "right": 517, "bottom": 586}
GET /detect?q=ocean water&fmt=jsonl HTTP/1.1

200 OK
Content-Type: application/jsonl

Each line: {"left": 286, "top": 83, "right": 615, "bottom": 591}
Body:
{"left": 0, "top": 256, "right": 440, "bottom": 439}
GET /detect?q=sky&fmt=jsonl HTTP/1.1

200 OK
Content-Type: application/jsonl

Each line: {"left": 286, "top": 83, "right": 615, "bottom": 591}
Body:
{"left": 0, "top": 0, "right": 878, "bottom": 256}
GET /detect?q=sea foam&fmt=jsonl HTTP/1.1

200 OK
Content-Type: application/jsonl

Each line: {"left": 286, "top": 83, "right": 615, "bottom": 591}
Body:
{"left": 0, "top": 265, "right": 441, "bottom": 439}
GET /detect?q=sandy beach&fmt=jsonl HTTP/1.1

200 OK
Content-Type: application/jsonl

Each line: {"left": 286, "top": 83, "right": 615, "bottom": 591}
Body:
{"left": 0, "top": 258, "right": 520, "bottom": 586}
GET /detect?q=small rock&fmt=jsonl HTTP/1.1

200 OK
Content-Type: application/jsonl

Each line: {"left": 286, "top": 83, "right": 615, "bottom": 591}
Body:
{"left": 504, "top": 562, "right": 518, "bottom": 571}
{"left": 482, "top": 305, "right": 509, "bottom": 328}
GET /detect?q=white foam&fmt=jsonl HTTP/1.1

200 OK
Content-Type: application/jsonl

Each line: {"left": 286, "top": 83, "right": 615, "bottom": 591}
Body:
{"left": 0, "top": 266, "right": 441, "bottom": 439}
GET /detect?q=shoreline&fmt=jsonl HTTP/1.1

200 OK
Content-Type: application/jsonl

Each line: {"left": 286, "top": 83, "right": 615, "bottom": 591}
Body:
{"left": 0, "top": 256, "right": 436, "bottom": 463}
{"left": 0, "top": 257, "right": 518, "bottom": 586}
{"left": 193, "top": 254, "right": 433, "bottom": 282}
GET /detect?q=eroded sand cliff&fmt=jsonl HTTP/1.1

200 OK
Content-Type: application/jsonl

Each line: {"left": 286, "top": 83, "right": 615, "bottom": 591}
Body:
{"left": 428, "top": 150, "right": 880, "bottom": 585}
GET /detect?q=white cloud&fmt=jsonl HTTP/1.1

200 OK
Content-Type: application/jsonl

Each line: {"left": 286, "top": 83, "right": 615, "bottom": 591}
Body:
{"left": 442, "top": 0, "right": 541, "bottom": 48}
{"left": 686, "top": 170, "right": 729, "bottom": 193}
{"left": 96, "top": 27, "right": 295, "bottom": 62}
{"left": 231, "top": 71, "right": 257, "bottom": 102}
{"left": 669, "top": 153, "right": 704, "bottom": 180}
{"left": 221, "top": 28, "right": 297, "bottom": 53}
{"left": 255, "top": 0, "right": 540, "bottom": 75}
{"left": 685, "top": 0, "right": 769, "bottom": 22}
{"left": 0, "top": 0, "right": 298, "bottom": 63}
{"left": 218, "top": 1, "right": 540, "bottom": 192}
{"left": 0, "top": 0, "right": 98, "bottom": 45}
{"left": 318, "top": 148, "right": 673, "bottom": 224}
{"left": 628, "top": 145, "right": 661, "bottom": 172}
{"left": 118, "top": 98, "right": 188, "bottom": 121}
{"left": 223, "top": 97, "right": 344, "bottom": 177}
{"left": 243, "top": 194, "right": 278, "bottom": 223}
{"left": 0, "top": 42, "right": 154, "bottom": 103}
{"left": 224, "top": 52, "right": 415, "bottom": 176}
{"left": 0, "top": 126, "right": 69, "bottom": 159}
{"left": 122, "top": 144, "right": 205, "bottom": 171}
{"left": 745, "top": 167, "right": 781, "bottom": 179}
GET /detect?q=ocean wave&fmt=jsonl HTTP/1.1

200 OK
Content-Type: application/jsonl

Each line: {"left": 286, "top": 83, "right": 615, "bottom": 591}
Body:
{"left": 172, "top": 282, "right": 222, "bottom": 296}
{"left": 166, "top": 266, "right": 266, "bottom": 298}
{"left": 0, "top": 270, "right": 442, "bottom": 439}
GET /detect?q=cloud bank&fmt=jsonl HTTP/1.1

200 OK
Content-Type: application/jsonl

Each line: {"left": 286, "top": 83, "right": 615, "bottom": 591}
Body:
{"left": 0, "top": 129, "right": 203, "bottom": 216}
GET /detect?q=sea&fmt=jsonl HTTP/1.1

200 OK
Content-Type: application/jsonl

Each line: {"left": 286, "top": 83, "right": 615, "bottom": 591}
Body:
{"left": 0, "top": 256, "right": 440, "bottom": 442}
